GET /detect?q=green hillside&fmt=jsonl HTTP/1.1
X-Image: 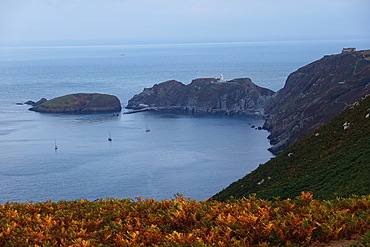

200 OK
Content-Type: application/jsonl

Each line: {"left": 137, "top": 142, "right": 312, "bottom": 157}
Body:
{"left": 213, "top": 95, "right": 370, "bottom": 201}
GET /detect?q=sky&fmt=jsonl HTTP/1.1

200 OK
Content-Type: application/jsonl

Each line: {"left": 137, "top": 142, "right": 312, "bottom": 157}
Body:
{"left": 0, "top": 0, "right": 369, "bottom": 45}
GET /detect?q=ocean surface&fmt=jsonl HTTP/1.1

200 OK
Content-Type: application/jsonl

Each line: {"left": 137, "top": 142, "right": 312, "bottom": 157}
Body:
{"left": 0, "top": 39, "right": 369, "bottom": 202}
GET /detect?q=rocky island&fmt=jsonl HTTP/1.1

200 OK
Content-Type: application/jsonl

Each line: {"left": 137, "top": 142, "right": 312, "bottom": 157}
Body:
{"left": 28, "top": 93, "right": 122, "bottom": 113}
{"left": 127, "top": 77, "right": 275, "bottom": 116}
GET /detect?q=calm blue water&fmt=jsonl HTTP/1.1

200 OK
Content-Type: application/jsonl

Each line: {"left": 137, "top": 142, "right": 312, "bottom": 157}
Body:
{"left": 0, "top": 39, "right": 369, "bottom": 202}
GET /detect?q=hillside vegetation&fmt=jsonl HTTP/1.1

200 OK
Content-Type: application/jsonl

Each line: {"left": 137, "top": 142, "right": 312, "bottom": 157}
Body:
{"left": 213, "top": 94, "right": 370, "bottom": 201}
{"left": 1, "top": 193, "right": 369, "bottom": 246}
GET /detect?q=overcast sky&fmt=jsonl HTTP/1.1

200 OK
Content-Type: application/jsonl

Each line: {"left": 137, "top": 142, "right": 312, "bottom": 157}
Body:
{"left": 0, "top": 0, "right": 369, "bottom": 44}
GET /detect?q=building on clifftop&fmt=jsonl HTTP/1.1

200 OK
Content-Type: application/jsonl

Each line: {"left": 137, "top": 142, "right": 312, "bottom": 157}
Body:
{"left": 342, "top": 48, "right": 356, "bottom": 53}
{"left": 217, "top": 74, "right": 227, "bottom": 83}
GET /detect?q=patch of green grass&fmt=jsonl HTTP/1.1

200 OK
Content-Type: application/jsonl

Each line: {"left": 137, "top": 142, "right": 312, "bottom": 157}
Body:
{"left": 42, "top": 94, "right": 79, "bottom": 108}
{"left": 345, "top": 231, "right": 370, "bottom": 247}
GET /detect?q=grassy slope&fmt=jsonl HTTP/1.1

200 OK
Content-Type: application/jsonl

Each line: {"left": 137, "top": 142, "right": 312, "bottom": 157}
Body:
{"left": 213, "top": 95, "right": 370, "bottom": 201}
{"left": 42, "top": 94, "right": 80, "bottom": 108}
{"left": 41, "top": 93, "right": 113, "bottom": 108}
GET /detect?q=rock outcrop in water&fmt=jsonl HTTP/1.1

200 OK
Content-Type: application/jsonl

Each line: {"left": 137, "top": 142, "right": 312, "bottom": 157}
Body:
{"left": 24, "top": 98, "right": 47, "bottom": 106}
{"left": 127, "top": 78, "right": 275, "bottom": 116}
{"left": 29, "top": 93, "right": 122, "bottom": 113}
{"left": 263, "top": 49, "right": 370, "bottom": 154}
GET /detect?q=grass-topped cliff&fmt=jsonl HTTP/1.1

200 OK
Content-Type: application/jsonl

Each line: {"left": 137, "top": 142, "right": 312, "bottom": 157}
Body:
{"left": 213, "top": 94, "right": 370, "bottom": 201}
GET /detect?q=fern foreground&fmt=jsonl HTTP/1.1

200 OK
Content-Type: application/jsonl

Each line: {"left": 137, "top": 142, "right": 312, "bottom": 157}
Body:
{"left": 1, "top": 193, "right": 369, "bottom": 246}
{"left": 213, "top": 95, "right": 370, "bottom": 202}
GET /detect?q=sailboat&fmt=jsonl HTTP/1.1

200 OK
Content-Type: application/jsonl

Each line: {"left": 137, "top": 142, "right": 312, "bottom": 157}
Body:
{"left": 145, "top": 122, "right": 150, "bottom": 132}
{"left": 108, "top": 130, "right": 112, "bottom": 141}
{"left": 54, "top": 138, "right": 58, "bottom": 150}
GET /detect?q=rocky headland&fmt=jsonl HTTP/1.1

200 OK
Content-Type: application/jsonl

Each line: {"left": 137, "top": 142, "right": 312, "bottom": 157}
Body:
{"left": 127, "top": 49, "right": 370, "bottom": 154}
{"left": 263, "top": 49, "right": 370, "bottom": 154}
{"left": 28, "top": 93, "right": 122, "bottom": 113}
{"left": 127, "top": 77, "right": 275, "bottom": 116}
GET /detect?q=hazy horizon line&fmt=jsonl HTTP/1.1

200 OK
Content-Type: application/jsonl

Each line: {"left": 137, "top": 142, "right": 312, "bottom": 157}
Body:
{"left": 1, "top": 35, "right": 369, "bottom": 48}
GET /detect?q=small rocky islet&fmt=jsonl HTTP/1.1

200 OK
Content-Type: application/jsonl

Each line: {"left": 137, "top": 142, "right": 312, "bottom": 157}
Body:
{"left": 27, "top": 93, "right": 122, "bottom": 113}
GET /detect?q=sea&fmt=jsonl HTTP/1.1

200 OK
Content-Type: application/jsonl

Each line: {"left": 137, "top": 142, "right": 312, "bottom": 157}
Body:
{"left": 1, "top": 39, "right": 369, "bottom": 203}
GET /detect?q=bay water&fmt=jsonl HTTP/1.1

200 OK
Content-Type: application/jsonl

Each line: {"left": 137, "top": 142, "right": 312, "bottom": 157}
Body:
{"left": 0, "top": 39, "right": 369, "bottom": 202}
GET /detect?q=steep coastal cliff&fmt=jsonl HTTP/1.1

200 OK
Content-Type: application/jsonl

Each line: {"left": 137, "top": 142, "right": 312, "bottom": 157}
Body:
{"left": 127, "top": 77, "right": 275, "bottom": 116}
{"left": 264, "top": 49, "right": 370, "bottom": 154}
{"left": 29, "top": 93, "right": 122, "bottom": 113}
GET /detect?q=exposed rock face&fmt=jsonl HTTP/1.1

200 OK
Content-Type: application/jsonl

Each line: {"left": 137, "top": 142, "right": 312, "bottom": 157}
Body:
{"left": 24, "top": 98, "right": 47, "bottom": 106}
{"left": 29, "top": 93, "right": 122, "bottom": 113}
{"left": 127, "top": 78, "right": 275, "bottom": 115}
{"left": 264, "top": 49, "right": 370, "bottom": 154}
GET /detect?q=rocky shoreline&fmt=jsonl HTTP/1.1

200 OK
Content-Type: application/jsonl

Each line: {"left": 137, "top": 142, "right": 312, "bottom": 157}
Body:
{"left": 263, "top": 49, "right": 370, "bottom": 154}
{"left": 127, "top": 49, "right": 370, "bottom": 154}
{"left": 127, "top": 77, "right": 275, "bottom": 117}
{"left": 23, "top": 49, "right": 370, "bottom": 154}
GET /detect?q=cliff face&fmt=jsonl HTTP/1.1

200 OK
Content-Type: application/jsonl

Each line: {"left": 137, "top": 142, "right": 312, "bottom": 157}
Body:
{"left": 127, "top": 78, "right": 275, "bottom": 115}
{"left": 264, "top": 49, "right": 370, "bottom": 154}
{"left": 29, "top": 93, "right": 122, "bottom": 113}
